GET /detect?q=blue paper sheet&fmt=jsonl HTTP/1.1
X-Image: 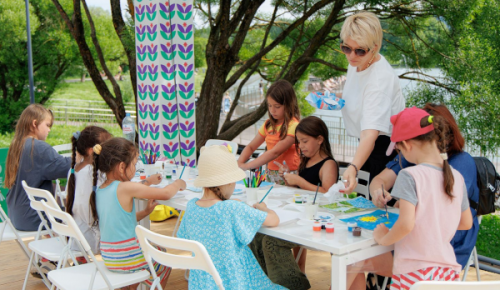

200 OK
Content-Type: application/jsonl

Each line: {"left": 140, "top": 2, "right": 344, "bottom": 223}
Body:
{"left": 340, "top": 210, "right": 399, "bottom": 231}
{"left": 345, "top": 197, "right": 377, "bottom": 209}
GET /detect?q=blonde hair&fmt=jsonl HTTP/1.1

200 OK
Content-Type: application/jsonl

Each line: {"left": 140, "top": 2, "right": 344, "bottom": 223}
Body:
{"left": 340, "top": 11, "right": 383, "bottom": 54}
{"left": 5, "top": 104, "right": 53, "bottom": 188}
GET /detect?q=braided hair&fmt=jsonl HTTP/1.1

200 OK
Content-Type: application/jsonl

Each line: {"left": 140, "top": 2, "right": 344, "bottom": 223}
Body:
{"left": 66, "top": 126, "right": 111, "bottom": 216}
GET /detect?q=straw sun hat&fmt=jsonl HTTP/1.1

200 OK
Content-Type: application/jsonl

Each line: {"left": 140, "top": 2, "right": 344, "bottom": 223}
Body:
{"left": 193, "top": 145, "right": 246, "bottom": 188}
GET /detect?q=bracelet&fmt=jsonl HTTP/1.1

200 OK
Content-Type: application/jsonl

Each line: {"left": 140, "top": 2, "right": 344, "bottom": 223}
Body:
{"left": 348, "top": 163, "right": 359, "bottom": 177}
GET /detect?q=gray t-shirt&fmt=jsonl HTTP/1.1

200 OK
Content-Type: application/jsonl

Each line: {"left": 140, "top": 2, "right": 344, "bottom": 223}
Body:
{"left": 392, "top": 164, "right": 469, "bottom": 211}
{"left": 6, "top": 138, "right": 71, "bottom": 231}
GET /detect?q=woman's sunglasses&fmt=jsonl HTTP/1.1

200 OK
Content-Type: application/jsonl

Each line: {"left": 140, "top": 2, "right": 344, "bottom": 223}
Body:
{"left": 340, "top": 43, "right": 370, "bottom": 57}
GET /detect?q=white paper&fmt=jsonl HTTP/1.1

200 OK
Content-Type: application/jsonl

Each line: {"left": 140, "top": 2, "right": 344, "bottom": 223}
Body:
{"left": 324, "top": 181, "right": 346, "bottom": 203}
{"left": 274, "top": 209, "right": 301, "bottom": 225}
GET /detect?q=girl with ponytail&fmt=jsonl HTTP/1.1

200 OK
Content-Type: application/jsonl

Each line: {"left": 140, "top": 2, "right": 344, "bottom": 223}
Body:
{"left": 65, "top": 126, "right": 111, "bottom": 254}
{"left": 372, "top": 107, "right": 473, "bottom": 289}
{"left": 90, "top": 137, "right": 186, "bottom": 288}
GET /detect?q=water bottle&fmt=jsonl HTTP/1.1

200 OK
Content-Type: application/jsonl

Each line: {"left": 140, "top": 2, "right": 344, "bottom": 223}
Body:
{"left": 122, "top": 113, "right": 136, "bottom": 142}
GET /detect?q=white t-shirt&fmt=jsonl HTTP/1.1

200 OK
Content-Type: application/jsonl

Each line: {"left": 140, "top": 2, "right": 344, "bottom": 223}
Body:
{"left": 341, "top": 54, "right": 405, "bottom": 138}
{"left": 67, "top": 164, "right": 104, "bottom": 254}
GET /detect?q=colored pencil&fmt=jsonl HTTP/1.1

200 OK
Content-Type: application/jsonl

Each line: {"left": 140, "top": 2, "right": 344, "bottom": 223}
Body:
{"left": 259, "top": 186, "right": 274, "bottom": 204}
{"left": 243, "top": 178, "right": 248, "bottom": 188}
{"left": 179, "top": 165, "right": 186, "bottom": 179}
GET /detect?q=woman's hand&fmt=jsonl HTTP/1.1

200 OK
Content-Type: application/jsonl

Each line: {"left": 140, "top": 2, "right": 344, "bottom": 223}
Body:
{"left": 342, "top": 165, "right": 358, "bottom": 194}
{"left": 146, "top": 174, "right": 162, "bottom": 185}
{"left": 283, "top": 172, "right": 302, "bottom": 186}
{"left": 371, "top": 187, "right": 392, "bottom": 208}
{"left": 373, "top": 223, "right": 389, "bottom": 245}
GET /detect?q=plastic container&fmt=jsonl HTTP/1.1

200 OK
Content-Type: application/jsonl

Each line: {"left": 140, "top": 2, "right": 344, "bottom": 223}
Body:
{"left": 122, "top": 113, "right": 135, "bottom": 142}
{"left": 325, "top": 223, "right": 334, "bottom": 233}
{"left": 353, "top": 227, "right": 361, "bottom": 237}
{"left": 313, "top": 221, "right": 321, "bottom": 232}
{"left": 347, "top": 222, "right": 357, "bottom": 232}
{"left": 140, "top": 172, "right": 146, "bottom": 180}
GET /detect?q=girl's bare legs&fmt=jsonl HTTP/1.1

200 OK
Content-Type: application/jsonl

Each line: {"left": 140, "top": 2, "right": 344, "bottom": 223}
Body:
{"left": 347, "top": 252, "right": 393, "bottom": 290}
{"left": 293, "top": 247, "right": 308, "bottom": 273}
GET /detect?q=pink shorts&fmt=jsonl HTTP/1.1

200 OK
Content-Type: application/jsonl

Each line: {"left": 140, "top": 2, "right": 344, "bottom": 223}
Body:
{"left": 391, "top": 266, "right": 459, "bottom": 290}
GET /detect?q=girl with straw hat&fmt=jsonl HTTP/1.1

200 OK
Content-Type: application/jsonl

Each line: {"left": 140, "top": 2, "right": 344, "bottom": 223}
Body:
{"left": 177, "top": 145, "right": 285, "bottom": 289}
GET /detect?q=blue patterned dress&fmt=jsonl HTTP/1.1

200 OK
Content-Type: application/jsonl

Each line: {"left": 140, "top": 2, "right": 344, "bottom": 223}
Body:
{"left": 177, "top": 199, "right": 287, "bottom": 290}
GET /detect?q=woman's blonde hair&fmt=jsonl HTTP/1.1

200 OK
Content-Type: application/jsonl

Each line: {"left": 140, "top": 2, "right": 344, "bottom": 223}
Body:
{"left": 340, "top": 11, "right": 383, "bottom": 54}
{"left": 5, "top": 104, "right": 53, "bottom": 188}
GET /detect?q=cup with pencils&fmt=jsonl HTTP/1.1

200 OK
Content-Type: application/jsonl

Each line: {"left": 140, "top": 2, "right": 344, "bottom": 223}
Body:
{"left": 140, "top": 149, "right": 160, "bottom": 177}
{"left": 244, "top": 167, "right": 267, "bottom": 202}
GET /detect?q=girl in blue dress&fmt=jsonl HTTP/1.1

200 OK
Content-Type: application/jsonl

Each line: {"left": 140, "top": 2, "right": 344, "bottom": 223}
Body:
{"left": 177, "top": 145, "right": 286, "bottom": 290}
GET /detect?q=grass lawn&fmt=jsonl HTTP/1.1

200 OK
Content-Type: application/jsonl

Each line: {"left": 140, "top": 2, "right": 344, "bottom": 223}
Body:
{"left": 476, "top": 213, "right": 500, "bottom": 260}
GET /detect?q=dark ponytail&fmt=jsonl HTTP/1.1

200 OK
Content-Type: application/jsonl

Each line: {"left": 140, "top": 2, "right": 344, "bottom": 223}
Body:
{"left": 66, "top": 136, "right": 78, "bottom": 215}
{"left": 89, "top": 149, "right": 100, "bottom": 226}
{"left": 207, "top": 187, "right": 227, "bottom": 201}
{"left": 417, "top": 115, "right": 454, "bottom": 199}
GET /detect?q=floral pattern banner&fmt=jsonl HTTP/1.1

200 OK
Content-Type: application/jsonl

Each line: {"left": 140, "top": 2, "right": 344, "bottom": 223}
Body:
{"left": 134, "top": 0, "right": 195, "bottom": 167}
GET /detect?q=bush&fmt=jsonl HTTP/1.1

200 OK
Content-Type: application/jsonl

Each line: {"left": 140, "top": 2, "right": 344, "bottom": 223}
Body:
{"left": 476, "top": 213, "right": 500, "bottom": 260}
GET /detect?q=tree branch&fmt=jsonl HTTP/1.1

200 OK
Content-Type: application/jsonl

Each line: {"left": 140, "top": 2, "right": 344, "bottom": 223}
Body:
{"left": 82, "top": 0, "right": 123, "bottom": 104}
{"left": 398, "top": 72, "right": 459, "bottom": 94}
{"left": 217, "top": 101, "right": 268, "bottom": 141}
{"left": 298, "top": 57, "right": 347, "bottom": 72}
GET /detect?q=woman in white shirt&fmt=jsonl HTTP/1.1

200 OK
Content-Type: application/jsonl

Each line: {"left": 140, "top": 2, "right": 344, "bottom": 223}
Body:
{"left": 339, "top": 12, "right": 405, "bottom": 195}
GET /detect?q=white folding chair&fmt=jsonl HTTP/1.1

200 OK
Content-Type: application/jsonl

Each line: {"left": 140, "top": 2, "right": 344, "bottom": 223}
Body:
{"left": 55, "top": 179, "right": 67, "bottom": 207}
{"left": 205, "top": 139, "right": 238, "bottom": 156}
{"left": 462, "top": 216, "right": 482, "bottom": 281}
{"left": 409, "top": 280, "right": 500, "bottom": 290}
{"left": 22, "top": 180, "right": 83, "bottom": 290}
{"left": 339, "top": 167, "right": 370, "bottom": 198}
{"left": 42, "top": 201, "right": 150, "bottom": 290}
{"left": 136, "top": 225, "right": 224, "bottom": 290}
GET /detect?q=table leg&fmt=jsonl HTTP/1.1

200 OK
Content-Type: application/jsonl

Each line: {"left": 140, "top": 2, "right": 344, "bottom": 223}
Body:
{"left": 331, "top": 254, "right": 347, "bottom": 290}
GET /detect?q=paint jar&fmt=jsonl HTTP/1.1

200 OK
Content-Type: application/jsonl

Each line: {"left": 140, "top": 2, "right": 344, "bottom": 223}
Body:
{"left": 353, "top": 227, "right": 362, "bottom": 237}
{"left": 313, "top": 221, "right": 321, "bottom": 232}
{"left": 140, "top": 171, "right": 146, "bottom": 180}
{"left": 325, "top": 223, "right": 334, "bottom": 233}
{"left": 347, "top": 222, "right": 357, "bottom": 232}
{"left": 301, "top": 194, "right": 309, "bottom": 204}
{"left": 294, "top": 194, "right": 303, "bottom": 204}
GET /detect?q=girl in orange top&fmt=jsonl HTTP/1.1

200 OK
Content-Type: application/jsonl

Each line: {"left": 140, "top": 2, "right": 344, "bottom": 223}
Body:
{"left": 238, "top": 80, "right": 300, "bottom": 185}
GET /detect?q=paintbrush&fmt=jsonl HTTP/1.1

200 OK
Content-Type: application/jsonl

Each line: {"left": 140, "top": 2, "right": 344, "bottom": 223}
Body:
{"left": 382, "top": 184, "right": 389, "bottom": 219}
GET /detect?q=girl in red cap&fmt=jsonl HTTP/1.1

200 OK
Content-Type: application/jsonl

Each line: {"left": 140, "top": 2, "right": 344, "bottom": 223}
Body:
{"left": 371, "top": 107, "right": 473, "bottom": 289}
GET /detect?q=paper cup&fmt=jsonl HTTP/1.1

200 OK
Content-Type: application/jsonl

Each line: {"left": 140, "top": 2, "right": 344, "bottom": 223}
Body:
{"left": 143, "top": 164, "right": 157, "bottom": 177}
{"left": 304, "top": 203, "right": 319, "bottom": 220}
{"left": 246, "top": 188, "right": 259, "bottom": 203}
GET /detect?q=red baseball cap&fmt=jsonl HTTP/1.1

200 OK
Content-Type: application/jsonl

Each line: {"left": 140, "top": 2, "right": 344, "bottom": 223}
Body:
{"left": 386, "top": 107, "right": 434, "bottom": 156}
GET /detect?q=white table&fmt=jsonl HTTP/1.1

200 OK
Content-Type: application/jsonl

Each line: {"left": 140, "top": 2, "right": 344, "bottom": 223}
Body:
{"left": 137, "top": 178, "right": 395, "bottom": 290}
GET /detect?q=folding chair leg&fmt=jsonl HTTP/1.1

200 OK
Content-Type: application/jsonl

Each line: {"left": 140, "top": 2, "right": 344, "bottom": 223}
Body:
{"left": 23, "top": 252, "right": 51, "bottom": 290}
{"left": 295, "top": 246, "right": 304, "bottom": 263}
{"left": 473, "top": 246, "right": 481, "bottom": 281}
{"left": 381, "top": 276, "right": 388, "bottom": 289}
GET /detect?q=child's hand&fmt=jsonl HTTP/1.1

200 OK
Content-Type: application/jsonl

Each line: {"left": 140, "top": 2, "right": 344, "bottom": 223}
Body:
{"left": 274, "top": 161, "right": 289, "bottom": 177}
{"left": 283, "top": 172, "right": 301, "bottom": 186}
{"left": 146, "top": 174, "right": 162, "bottom": 185}
{"left": 373, "top": 223, "right": 389, "bottom": 245}
{"left": 145, "top": 199, "right": 159, "bottom": 215}
{"left": 253, "top": 202, "right": 269, "bottom": 212}
{"left": 173, "top": 179, "right": 186, "bottom": 191}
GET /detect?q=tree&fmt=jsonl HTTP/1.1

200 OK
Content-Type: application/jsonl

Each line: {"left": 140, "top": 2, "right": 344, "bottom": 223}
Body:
{"left": 0, "top": 0, "right": 80, "bottom": 133}
{"left": 51, "top": 0, "right": 136, "bottom": 126}
{"left": 194, "top": 0, "right": 473, "bottom": 150}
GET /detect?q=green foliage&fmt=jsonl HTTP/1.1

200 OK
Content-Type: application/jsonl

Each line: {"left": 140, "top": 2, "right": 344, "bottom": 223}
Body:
{"left": 297, "top": 90, "right": 316, "bottom": 117}
{"left": 0, "top": 0, "right": 80, "bottom": 133}
{"left": 476, "top": 213, "right": 500, "bottom": 260}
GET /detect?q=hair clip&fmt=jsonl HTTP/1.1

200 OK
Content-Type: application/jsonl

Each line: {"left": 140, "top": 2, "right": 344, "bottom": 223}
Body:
{"left": 73, "top": 131, "right": 81, "bottom": 140}
{"left": 93, "top": 144, "right": 102, "bottom": 155}
{"left": 440, "top": 153, "right": 448, "bottom": 161}
{"left": 70, "top": 169, "right": 75, "bottom": 174}
{"left": 428, "top": 116, "right": 434, "bottom": 124}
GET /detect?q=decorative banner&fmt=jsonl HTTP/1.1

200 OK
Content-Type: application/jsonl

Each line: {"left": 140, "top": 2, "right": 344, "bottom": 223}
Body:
{"left": 134, "top": 0, "right": 195, "bottom": 167}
